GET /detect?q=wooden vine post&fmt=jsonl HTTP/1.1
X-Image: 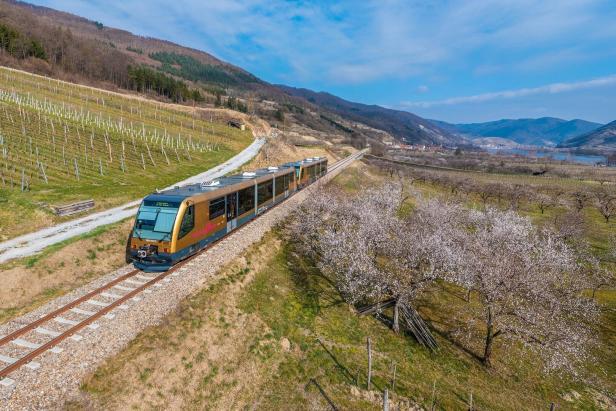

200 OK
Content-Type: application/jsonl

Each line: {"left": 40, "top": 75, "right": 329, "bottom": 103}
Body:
{"left": 367, "top": 337, "right": 372, "bottom": 390}
{"left": 73, "top": 158, "right": 80, "bottom": 181}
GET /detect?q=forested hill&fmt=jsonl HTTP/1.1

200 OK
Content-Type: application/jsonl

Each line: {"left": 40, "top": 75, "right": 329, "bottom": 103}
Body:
{"left": 0, "top": 0, "right": 460, "bottom": 146}
{"left": 558, "top": 120, "right": 616, "bottom": 150}
{"left": 278, "top": 86, "right": 460, "bottom": 146}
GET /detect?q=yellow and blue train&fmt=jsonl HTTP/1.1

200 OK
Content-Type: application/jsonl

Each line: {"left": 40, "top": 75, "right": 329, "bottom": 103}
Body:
{"left": 126, "top": 157, "right": 328, "bottom": 271}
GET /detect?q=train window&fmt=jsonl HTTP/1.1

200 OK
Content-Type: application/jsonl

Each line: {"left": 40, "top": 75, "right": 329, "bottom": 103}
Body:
{"left": 257, "top": 179, "right": 273, "bottom": 205}
{"left": 209, "top": 197, "right": 225, "bottom": 220}
{"left": 274, "top": 174, "right": 287, "bottom": 196}
{"left": 134, "top": 203, "right": 179, "bottom": 241}
{"left": 178, "top": 205, "right": 194, "bottom": 239}
{"left": 238, "top": 185, "right": 255, "bottom": 215}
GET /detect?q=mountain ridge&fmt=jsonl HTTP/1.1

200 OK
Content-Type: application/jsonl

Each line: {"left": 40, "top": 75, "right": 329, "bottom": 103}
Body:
{"left": 430, "top": 117, "right": 603, "bottom": 147}
{"left": 558, "top": 120, "right": 616, "bottom": 150}
{"left": 278, "top": 86, "right": 460, "bottom": 146}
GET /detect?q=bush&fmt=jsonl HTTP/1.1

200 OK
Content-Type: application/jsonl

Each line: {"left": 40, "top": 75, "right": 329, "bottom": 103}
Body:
{"left": 0, "top": 23, "right": 47, "bottom": 60}
{"left": 126, "top": 65, "right": 203, "bottom": 103}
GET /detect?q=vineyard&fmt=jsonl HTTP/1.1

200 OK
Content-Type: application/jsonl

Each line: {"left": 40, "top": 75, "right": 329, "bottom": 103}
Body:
{"left": 0, "top": 67, "right": 252, "bottom": 239}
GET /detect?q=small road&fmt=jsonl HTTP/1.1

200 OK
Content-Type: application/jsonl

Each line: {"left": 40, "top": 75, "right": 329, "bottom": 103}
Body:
{"left": 0, "top": 137, "right": 266, "bottom": 264}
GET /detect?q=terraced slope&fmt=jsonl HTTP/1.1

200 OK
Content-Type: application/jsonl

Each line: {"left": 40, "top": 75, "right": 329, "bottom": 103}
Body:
{"left": 0, "top": 67, "right": 253, "bottom": 239}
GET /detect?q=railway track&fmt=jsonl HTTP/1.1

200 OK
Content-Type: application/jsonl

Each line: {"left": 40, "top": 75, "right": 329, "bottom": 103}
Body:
{"left": 0, "top": 150, "right": 365, "bottom": 387}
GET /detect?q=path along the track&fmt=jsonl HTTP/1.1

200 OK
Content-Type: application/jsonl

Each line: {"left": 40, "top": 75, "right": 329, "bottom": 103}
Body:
{"left": 0, "top": 137, "right": 265, "bottom": 264}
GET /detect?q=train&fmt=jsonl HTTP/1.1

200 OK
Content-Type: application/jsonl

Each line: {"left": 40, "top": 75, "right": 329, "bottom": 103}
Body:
{"left": 126, "top": 157, "right": 328, "bottom": 271}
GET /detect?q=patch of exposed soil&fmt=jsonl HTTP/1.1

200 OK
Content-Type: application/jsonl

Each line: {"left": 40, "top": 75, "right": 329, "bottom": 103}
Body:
{"left": 0, "top": 220, "right": 132, "bottom": 321}
{"left": 243, "top": 134, "right": 338, "bottom": 171}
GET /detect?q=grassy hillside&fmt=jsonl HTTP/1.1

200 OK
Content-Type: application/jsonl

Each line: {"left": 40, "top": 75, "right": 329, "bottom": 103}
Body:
{"left": 279, "top": 85, "right": 460, "bottom": 146}
{"left": 0, "top": 66, "right": 252, "bottom": 239}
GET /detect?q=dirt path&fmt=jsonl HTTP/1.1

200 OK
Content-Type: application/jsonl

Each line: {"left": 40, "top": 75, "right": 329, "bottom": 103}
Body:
{"left": 0, "top": 137, "right": 265, "bottom": 264}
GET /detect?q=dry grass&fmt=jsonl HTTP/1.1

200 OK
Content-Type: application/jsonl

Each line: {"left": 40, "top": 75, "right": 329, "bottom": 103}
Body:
{"left": 76, "top": 233, "right": 290, "bottom": 410}
{"left": 240, "top": 134, "right": 339, "bottom": 171}
{"left": 0, "top": 219, "right": 132, "bottom": 324}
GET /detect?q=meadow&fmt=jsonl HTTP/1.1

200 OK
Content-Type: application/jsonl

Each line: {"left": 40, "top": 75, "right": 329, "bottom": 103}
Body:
{"left": 0, "top": 67, "right": 252, "bottom": 239}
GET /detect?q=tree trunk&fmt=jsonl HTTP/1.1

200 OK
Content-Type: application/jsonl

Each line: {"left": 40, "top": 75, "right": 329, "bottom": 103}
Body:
{"left": 393, "top": 298, "right": 400, "bottom": 334}
{"left": 483, "top": 307, "right": 494, "bottom": 367}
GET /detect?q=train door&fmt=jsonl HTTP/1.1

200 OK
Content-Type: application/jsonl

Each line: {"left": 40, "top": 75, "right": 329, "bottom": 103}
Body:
{"left": 226, "top": 192, "right": 238, "bottom": 232}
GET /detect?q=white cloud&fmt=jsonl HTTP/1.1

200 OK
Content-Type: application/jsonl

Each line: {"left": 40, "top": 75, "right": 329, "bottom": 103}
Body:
{"left": 31, "top": 0, "right": 616, "bottom": 87}
{"left": 402, "top": 74, "right": 616, "bottom": 108}
{"left": 416, "top": 85, "right": 429, "bottom": 93}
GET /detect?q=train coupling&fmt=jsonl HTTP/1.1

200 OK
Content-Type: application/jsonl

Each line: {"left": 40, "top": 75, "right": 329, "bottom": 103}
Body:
{"left": 136, "top": 244, "right": 158, "bottom": 259}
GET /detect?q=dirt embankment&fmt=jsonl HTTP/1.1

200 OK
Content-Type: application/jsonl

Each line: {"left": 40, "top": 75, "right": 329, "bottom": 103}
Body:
{"left": 0, "top": 220, "right": 132, "bottom": 323}
{"left": 242, "top": 133, "right": 340, "bottom": 171}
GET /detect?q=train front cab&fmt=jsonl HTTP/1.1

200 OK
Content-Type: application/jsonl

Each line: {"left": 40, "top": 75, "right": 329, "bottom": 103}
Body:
{"left": 127, "top": 194, "right": 186, "bottom": 271}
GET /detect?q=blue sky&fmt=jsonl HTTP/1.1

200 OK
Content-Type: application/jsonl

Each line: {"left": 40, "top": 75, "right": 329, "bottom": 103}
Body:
{"left": 30, "top": 0, "right": 616, "bottom": 123}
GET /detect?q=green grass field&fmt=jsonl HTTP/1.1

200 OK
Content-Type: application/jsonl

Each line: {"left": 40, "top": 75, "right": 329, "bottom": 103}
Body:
{"left": 0, "top": 67, "right": 253, "bottom": 238}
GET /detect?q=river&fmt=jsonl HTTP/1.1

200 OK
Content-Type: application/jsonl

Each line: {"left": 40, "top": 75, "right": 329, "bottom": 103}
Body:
{"left": 485, "top": 148, "right": 607, "bottom": 165}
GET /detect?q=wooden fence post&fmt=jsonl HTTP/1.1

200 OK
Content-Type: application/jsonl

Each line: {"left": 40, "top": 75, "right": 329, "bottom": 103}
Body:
{"left": 367, "top": 337, "right": 372, "bottom": 390}
{"left": 383, "top": 389, "right": 389, "bottom": 411}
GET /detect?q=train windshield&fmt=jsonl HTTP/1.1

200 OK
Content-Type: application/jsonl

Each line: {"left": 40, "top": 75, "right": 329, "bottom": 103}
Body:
{"left": 133, "top": 201, "right": 180, "bottom": 241}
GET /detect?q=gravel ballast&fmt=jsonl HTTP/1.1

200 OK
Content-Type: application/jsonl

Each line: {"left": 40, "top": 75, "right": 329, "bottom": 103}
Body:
{"left": 0, "top": 154, "right": 360, "bottom": 410}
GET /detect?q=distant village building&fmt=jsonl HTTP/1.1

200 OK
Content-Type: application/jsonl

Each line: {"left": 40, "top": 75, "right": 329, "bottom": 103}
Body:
{"left": 607, "top": 153, "right": 616, "bottom": 167}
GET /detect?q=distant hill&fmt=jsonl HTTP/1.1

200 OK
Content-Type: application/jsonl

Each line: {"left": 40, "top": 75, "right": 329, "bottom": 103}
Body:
{"left": 279, "top": 86, "right": 461, "bottom": 146}
{"left": 431, "top": 117, "right": 602, "bottom": 147}
{"left": 0, "top": 0, "right": 458, "bottom": 146}
{"left": 558, "top": 120, "right": 616, "bottom": 150}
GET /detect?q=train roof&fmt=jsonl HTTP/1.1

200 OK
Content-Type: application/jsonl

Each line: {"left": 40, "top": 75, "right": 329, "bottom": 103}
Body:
{"left": 280, "top": 157, "right": 328, "bottom": 168}
{"left": 143, "top": 157, "right": 326, "bottom": 202}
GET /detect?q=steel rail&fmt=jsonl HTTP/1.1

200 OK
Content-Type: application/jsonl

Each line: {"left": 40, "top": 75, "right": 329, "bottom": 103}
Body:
{"left": 0, "top": 255, "right": 198, "bottom": 379}
{"left": 0, "top": 150, "right": 365, "bottom": 380}
{"left": 0, "top": 269, "right": 141, "bottom": 347}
